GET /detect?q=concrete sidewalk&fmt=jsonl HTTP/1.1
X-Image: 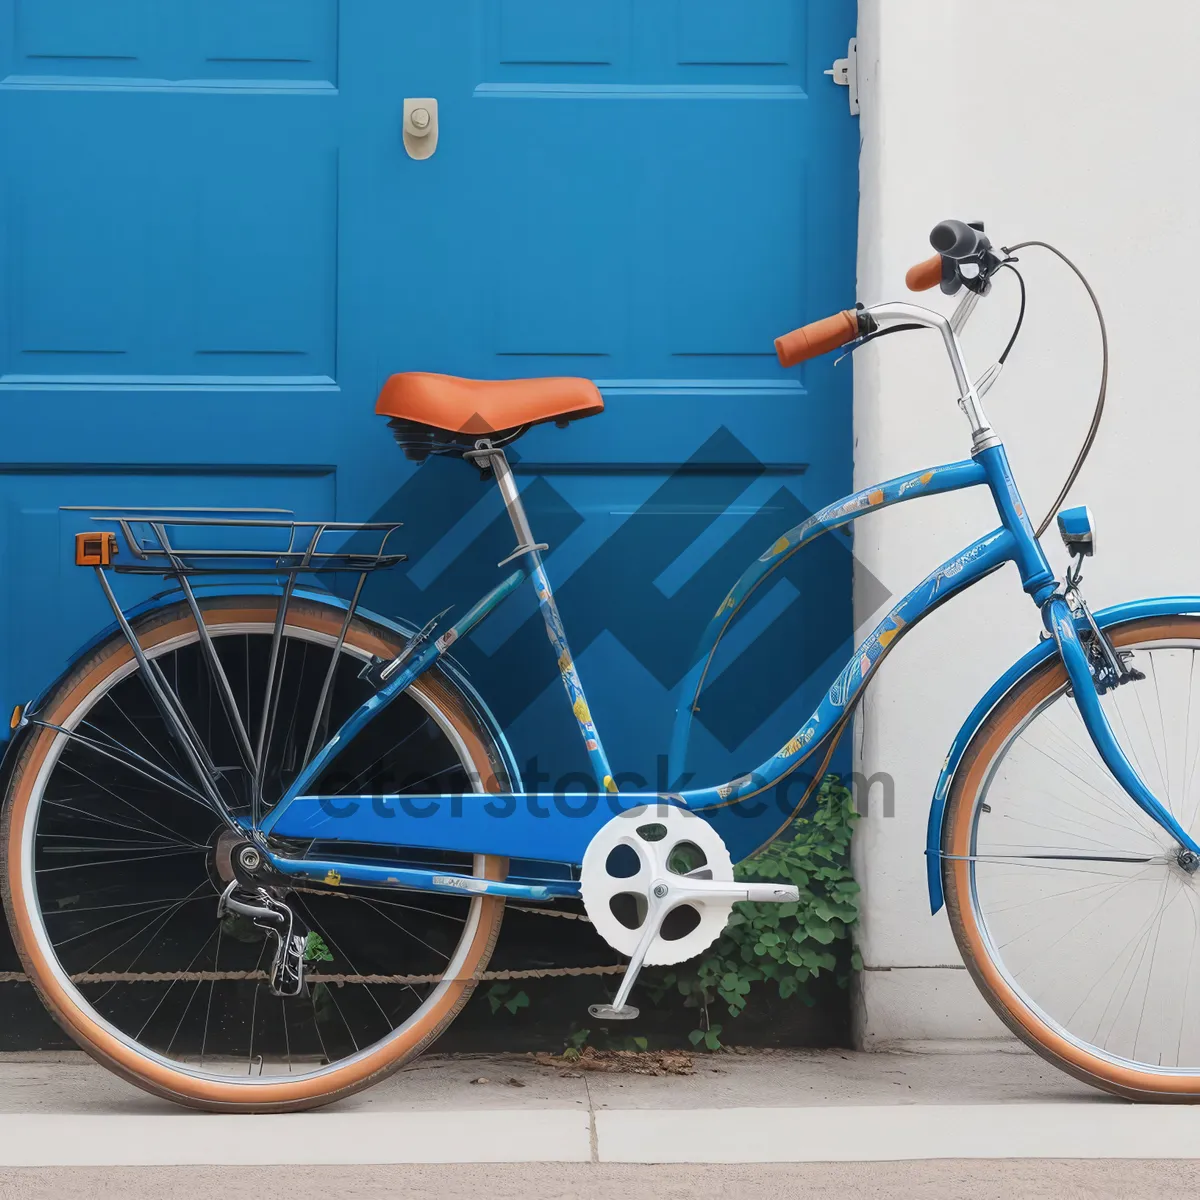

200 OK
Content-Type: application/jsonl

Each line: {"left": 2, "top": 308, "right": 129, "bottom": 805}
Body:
{"left": 0, "top": 1046, "right": 1196, "bottom": 1166}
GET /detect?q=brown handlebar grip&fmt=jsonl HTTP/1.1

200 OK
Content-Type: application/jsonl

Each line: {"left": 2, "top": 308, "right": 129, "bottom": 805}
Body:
{"left": 905, "top": 253, "right": 943, "bottom": 292}
{"left": 774, "top": 310, "right": 859, "bottom": 368}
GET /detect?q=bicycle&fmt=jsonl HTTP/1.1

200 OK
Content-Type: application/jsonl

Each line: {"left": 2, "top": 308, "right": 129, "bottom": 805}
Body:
{"left": 4, "top": 218, "right": 1199, "bottom": 1111}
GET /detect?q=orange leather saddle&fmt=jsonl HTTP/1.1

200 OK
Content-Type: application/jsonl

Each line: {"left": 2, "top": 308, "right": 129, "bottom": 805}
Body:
{"left": 376, "top": 373, "right": 604, "bottom": 457}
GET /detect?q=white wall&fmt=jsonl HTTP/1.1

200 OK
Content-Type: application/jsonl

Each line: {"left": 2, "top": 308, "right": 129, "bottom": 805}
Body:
{"left": 852, "top": 0, "right": 1200, "bottom": 1046}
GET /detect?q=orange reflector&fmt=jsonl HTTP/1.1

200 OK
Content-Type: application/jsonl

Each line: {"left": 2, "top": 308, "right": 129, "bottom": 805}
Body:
{"left": 75, "top": 531, "right": 118, "bottom": 567}
{"left": 10, "top": 705, "right": 22, "bottom": 730}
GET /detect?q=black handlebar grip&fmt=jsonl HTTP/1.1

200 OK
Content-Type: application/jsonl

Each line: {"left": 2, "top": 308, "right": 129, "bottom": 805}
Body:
{"left": 930, "top": 219, "right": 984, "bottom": 260}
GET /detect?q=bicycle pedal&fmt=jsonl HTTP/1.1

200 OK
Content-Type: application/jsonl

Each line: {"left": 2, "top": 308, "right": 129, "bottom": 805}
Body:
{"left": 588, "top": 1003, "right": 640, "bottom": 1021}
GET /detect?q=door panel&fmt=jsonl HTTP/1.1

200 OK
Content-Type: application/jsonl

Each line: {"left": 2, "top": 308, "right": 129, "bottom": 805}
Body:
{"left": 0, "top": 0, "right": 858, "bottom": 798}
{"left": 1, "top": 99, "right": 337, "bottom": 381}
{"left": 0, "top": 0, "right": 344, "bottom": 713}
{"left": 337, "top": 0, "right": 858, "bottom": 789}
{"left": 5, "top": 0, "right": 339, "bottom": 85}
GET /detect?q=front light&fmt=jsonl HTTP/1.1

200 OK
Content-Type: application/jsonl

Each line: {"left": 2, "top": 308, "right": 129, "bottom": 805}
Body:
{"left": 1057, "top": 505, "right": 1096, "bottom": 558}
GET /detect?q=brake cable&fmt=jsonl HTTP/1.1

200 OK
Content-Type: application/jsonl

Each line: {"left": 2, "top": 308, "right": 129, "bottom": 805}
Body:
{"left": 837, "top": 240, "right": 1107, "bottom": 544}
{"left": 996, "top": 261, "right": 1025, "bottom": 364}
{"left": 834, "top": 321, "right": 924, "bottom": 363}
{"left": 1001, "top": 240, "right": 1109, "bottom": 539}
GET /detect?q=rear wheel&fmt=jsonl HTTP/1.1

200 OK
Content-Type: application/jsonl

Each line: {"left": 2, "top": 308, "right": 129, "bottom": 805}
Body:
{"left": 2, "top": 595, "right": 510, "bottom": 1111}
{"left": 944, "top": 616, "right": 1200, "bottom": 1100}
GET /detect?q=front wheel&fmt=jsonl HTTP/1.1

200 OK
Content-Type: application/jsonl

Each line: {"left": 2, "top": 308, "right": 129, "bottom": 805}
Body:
{"left": 2, "top": 595, "right": 510, "bottom": 1111}
{"left": 944, "top": 615, "right": 1200, "bottom": 1100}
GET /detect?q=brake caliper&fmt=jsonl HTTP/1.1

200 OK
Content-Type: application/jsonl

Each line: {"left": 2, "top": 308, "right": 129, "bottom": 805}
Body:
{"left": 1064, "top": 581, "right": 1144, "bottom": 696}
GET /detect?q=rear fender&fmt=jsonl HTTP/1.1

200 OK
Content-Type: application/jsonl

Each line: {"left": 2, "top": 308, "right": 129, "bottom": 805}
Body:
{"left": 1, "top": 583, "right": 522, "bottom": 802}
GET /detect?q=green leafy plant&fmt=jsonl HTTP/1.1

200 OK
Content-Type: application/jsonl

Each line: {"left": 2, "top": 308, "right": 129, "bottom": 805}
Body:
{"left": 562, "top": 1026, "right": 592, "bottom": 1060}
{"left": 485, "top": 982, "right": 530, "bottom": 1015}
{"left": 610, "top": 1034, "right": 649, "bottom": 1052}
{"left": 480, "top": 775, "right": 861, "bottom": 1054}
{"left": 304, "top": 930, "right": 334, "bottom": 963}
{"left": 646, "top": 774, "right": 861, "bottom": 1048}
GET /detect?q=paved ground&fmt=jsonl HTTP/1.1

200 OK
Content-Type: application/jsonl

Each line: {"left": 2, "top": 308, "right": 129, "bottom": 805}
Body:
{"left": 1, "top": 1161, "right": 1198, "bottom": 1200}
{"left": 0, "top": 1041, "right": 1098, "bottom": 1115}
{"left": 0, "top": 1045, "right": 1198, "bottom": 1198}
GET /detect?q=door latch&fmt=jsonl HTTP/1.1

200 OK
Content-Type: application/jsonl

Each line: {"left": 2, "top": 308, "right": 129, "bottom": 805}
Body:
{"left": 825, "top": 37, "right": 859, "bottom": 115}
{"left": 403, "top": 97, "right": 439, "bottom": 160}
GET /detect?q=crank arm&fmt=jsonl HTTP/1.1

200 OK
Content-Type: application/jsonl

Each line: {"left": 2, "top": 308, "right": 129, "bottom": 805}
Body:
{"left": 589, "top": 895, "right": 665, "bottom": 1021}
{"left": 660, "top": 878, "right": 800, "bottom": 904}
{"left": 586, "top": 880, "right": 799, "bottom": 1022}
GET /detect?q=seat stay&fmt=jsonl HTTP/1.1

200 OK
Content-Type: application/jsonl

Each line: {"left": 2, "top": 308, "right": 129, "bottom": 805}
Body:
{"left": 260, "top": 567, "right": 529, "bottom": 833}
{"left": 263, "top": 441, "right": 617, "bottom": 832}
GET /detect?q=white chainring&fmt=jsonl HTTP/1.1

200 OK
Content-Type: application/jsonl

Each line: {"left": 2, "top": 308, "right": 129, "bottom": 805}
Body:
{"left": 580, "top": 803, "right": 736, "bottom": 966}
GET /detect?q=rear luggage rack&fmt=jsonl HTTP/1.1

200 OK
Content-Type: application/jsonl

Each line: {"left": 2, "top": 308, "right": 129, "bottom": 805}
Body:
{"left": 60, "top": 507, "right": 409, "bottom": 806}
{"left": 71, "top": 509, "right": 405, "bottom": 577}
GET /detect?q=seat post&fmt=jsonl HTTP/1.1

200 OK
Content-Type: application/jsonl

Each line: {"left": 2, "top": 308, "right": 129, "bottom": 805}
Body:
{"left": 473, "top": 439, "right": 549, "bottom": 566}
{"left": 484, "top": 442, "right": 533, "bottom": 544}
{"left": 471, "top": 440, "right": 618, "bottom": 797}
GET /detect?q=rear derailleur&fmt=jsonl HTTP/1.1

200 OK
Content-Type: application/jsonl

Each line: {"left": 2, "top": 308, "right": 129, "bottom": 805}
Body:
{"left": 216, "top": 842, "right": 308, "bottom": 998}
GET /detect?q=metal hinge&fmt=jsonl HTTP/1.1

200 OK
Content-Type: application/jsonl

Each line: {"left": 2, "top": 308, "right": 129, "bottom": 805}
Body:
{"left": 825, "top": 37, "right": 859, "bottom": 115}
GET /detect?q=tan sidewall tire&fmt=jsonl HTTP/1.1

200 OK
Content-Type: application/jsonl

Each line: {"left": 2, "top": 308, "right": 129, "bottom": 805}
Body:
{"left": 943, "top": 615, "right": 1200, "bottom": 1101}
{"left": 1, "top": 595, "right": 509, "bottom": 1112}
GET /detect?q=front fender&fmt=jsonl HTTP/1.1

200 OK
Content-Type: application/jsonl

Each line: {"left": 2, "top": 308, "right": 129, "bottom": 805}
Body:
{"left": 926, "top": 595, "right": 1200, "bottom": 914}
{"left": 1, "top": 583, "right": 522, "bottom": 796}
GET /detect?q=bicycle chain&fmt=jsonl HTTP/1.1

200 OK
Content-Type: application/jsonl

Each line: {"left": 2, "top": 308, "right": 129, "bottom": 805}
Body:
{"left": 0, "top": 894, "right": 599, "bottom": 986}
{"left": 0, "top": 964, "right": 620, "bottom": 985}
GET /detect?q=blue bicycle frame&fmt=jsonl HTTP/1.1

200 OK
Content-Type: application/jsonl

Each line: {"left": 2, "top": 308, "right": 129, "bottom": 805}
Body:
{"left": 244, "top": 298, "right": 1200, "bottom": 902}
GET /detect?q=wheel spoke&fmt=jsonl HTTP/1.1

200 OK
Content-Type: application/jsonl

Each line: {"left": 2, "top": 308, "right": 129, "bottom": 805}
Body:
{"left": 959, "top": 636, "right": 1200, "bottom": 1079}
{"left": 951, "top": 852, "right": 1165, "bottom": 865}
{"left": 12, "top": 607, "right": 501, "bottom": 1101}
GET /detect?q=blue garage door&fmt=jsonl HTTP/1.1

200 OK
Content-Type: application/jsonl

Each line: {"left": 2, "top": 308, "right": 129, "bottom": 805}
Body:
{"left": 0, "top": 1, "right": 858, "bottom": 791}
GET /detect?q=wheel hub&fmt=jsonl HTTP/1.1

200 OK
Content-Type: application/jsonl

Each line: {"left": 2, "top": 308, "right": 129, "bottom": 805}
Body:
{"left": 211, "top": 828, "right": 243, "bottom": 886}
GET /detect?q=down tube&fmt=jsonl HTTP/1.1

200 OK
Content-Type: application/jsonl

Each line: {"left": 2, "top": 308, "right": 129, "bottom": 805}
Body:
{"left": 684, "top": 527, "right": 1018, "bottom": 863}
{"left": 669, "top": 459, "right": 988, "bottom": 780}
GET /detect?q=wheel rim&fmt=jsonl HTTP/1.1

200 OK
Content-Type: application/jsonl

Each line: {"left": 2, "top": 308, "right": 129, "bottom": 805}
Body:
{"left": 12, "top": 607, "right": 501, "bottom": 1093}
{"left": 962, "top": 629, "right": 1200, "bottom": 1077}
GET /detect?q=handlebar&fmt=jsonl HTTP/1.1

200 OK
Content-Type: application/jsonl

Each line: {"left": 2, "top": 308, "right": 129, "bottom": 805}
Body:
{"left": 905, "top": 253, "right": 943, "bottom": 293}
{"left": 774, "top": 309, "right": 861, "bottom": 368}
{"left": 904, "top": 219, "right": 1000, "bottom": 297}
{"left": 774, "top": 218, "right": 1001, "bottom": 375}
{"left": 930, "top": 219, "right": 987, "bottom": 260}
